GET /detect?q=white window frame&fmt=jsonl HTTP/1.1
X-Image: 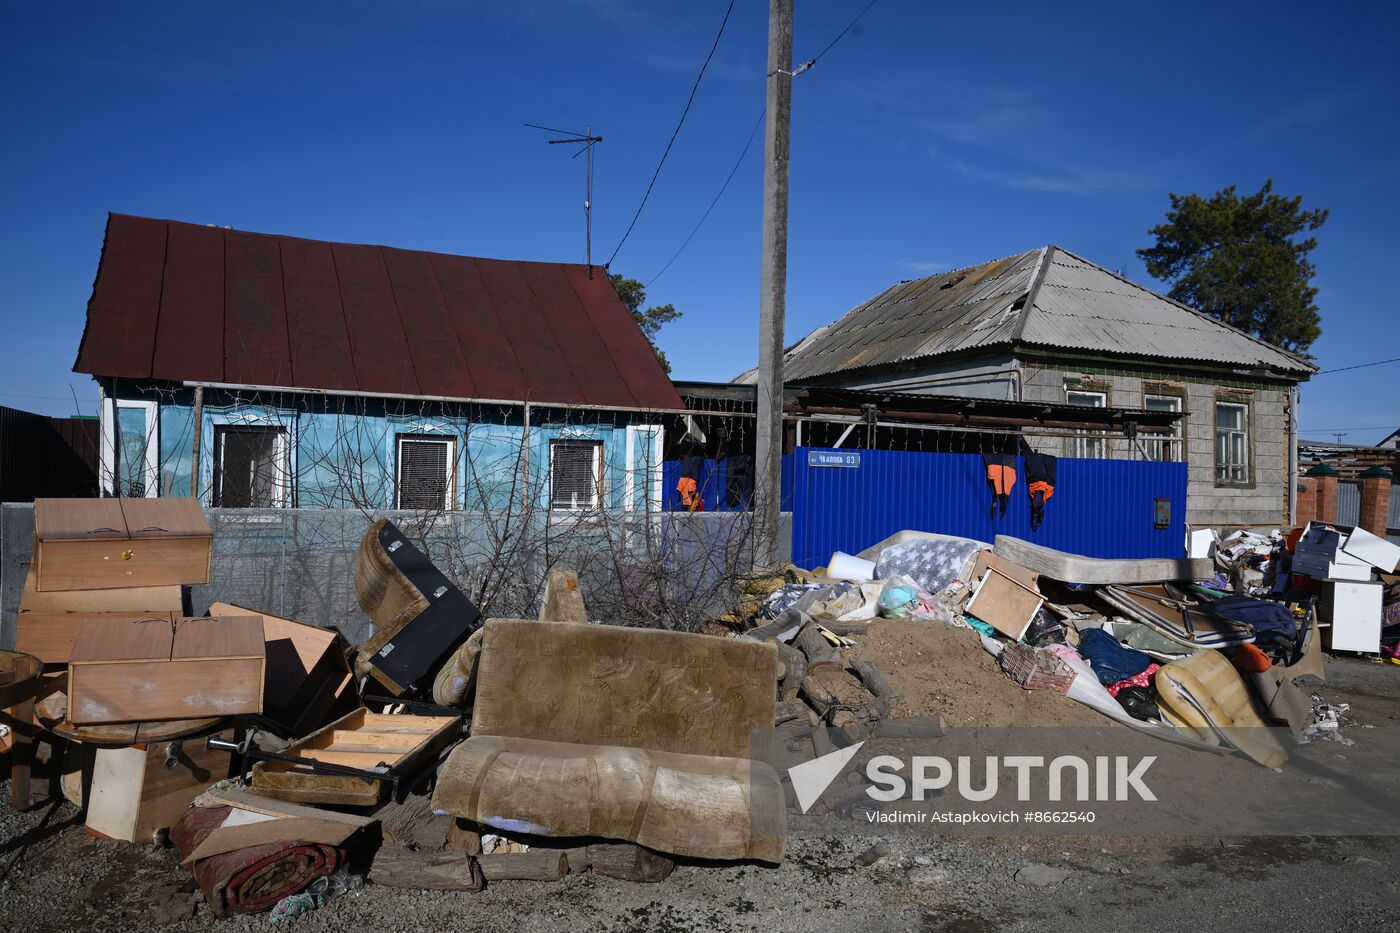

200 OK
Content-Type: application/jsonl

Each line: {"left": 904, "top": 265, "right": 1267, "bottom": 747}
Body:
{"left": 1215, "top": 401, "right": 1251, "bottom": 485}
{"left": 549, "top": 439, "right": 604, "bottom": 512}
{"left": 213, "top": 424, "right": 289, "bottom": 508}
{"left": 624, "top": 424, "right": 664, "bottom": 512}
{"left": 1142, "top": 394, "right": 1184, "bottom": 462}
{"left": 100, "top": 397, "right": 159, "bottom": 497}
{"left": 395, "top": 434, "right": 457, "bottom": 511}
{"left": 1065, "top": 389, "right": 1107, "bottom": 459}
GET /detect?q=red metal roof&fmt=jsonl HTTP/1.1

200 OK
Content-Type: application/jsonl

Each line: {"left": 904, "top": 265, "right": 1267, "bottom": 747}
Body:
{"left": 74, "top": 214, "right": 684, "bottom": 410}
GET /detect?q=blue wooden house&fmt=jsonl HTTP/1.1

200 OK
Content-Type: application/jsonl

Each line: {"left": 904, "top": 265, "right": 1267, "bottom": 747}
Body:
{"left": 73, "top": 214, "right": 682, "bottom": 512}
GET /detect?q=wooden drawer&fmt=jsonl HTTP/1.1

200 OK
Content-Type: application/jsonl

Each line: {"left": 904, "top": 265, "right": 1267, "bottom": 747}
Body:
{"left": 17, "top": 611, "right": 177, "bottom": 670}
{"left": 85, "top": 729, "right": 234, "bottom": 843}
{"left": 68, "top": 616, "right": 265, "bottom": 725}
{"left": 33, "top": 498, "right": 213, "bottom": 592}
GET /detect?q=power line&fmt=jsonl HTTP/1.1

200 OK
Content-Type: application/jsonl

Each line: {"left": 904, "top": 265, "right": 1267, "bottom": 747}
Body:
{"left": 647, "top": 106, "right": 765, "bottom": 288}
{"left": 641, "top": 1, "right": 881, "bottom": 286}
{"left": 1313, "top": 356, "right": 1400, "bottom": 375}
{"left": 605, "top": 0, "right": 736, "bottom": 268}
{"left": 810, "top": 0, "right": 879, "bottom": 65}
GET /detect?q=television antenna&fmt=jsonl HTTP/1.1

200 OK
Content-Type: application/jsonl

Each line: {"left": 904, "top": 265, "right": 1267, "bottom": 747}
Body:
{"left": 526, "top": 122, "right": 604, "bottom": 277}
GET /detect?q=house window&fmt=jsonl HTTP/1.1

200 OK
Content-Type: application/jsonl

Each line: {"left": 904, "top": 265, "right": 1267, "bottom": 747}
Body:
{"left": 1143, "top": 395, "right": 1184, "bottom": 462}
{"left": 1065, "top": 390, "right": 1106, "bottom": 459}
{"left": 550, "top": 440, "right": 603, "bottom": 511}
{"left": 102, "top": 399, "right": 159, "bottom": 497}
{"left": 214, "top": 426, "right": 287, "bottom": 508}
{"left": 397, "top": 435, "right": 455, "bottom": 510}
{"left": 1215, "top": 401, "right": 1250, "bottom": 485}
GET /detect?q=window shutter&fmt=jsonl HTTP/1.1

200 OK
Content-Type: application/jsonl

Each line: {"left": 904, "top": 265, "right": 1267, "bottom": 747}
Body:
{"left": 399, "top": 438, "right": 451, "bottom": 510}
{"left": 551, "top": 441, "right": 601, "bottom": 510}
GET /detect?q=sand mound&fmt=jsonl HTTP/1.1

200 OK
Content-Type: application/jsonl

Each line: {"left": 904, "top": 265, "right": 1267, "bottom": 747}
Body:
{"left": 842, "top": 619, "right": 1107, "bottom": 729}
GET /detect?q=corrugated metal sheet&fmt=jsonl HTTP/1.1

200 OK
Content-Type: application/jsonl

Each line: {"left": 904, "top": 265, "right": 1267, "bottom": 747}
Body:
{"left": 1338, "top": 480, "right": 1361, "bottom": 527}
{"left": 1022, "top": 250, "right": 1311, "bottom": 373}
{"left": 74, "top": 214, "right": 683, "bottom": 410}
{"left": 790, "top": 447, "right": 1187, "bottom": 569}
{"left": 781, "top": 249, "right": 1043, "bottom": 381}
{"left": 776, "top": 246, "right": 1313, "bottom": 382}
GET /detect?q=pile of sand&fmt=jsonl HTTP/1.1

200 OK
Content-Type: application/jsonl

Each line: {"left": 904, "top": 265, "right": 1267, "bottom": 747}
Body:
{"left": 837, "top": 619, "right": 1106, "bottom": 729}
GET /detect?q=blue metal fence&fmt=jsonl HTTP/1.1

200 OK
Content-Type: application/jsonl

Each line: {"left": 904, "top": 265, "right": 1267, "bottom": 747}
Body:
{"left": 790, "top": 447, "right": 1187, "bottom": 569}
{"left": 661, "top": 455, "right": 793, "bottom": 512}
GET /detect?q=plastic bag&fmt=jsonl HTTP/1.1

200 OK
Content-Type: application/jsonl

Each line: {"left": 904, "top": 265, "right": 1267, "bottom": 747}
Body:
{"left": 877, "top": 575, "right": 920, "bottom": 619}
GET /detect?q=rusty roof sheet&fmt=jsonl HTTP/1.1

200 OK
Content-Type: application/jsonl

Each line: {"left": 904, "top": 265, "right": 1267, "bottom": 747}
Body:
{"left": 772, "top": 246, "right": 1313, "bottom": 381}
{"left": 74, "top": 214, "right": 683, "bottom": 410}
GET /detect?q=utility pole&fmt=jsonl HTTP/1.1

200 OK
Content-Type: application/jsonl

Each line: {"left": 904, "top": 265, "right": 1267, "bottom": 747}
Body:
{"left": 527, "top": 122, "right": 604, "bottom": 277}
{"left": 754, "top": 0, "right": 794, "bottom": 569}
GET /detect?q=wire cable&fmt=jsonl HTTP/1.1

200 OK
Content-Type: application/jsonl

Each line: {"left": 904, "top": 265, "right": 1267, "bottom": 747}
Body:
{"left": 640, "top": 1, "right": 881, "bottom": 284}
{"left": 646, "top": 106, "right": 765, "bottom": 288}
{"left": 605, "top": 0, "right": 736, "bottom": 268}
{"left": 1313, "top": 356, "right": 1400, "bottom": 375}
{"left": 810, "top": 0, "right": 879, "bottom": 66}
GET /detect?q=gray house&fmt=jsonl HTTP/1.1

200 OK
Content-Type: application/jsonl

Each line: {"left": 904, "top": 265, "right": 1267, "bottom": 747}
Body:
{"left": 743, "top": 246, "right": 1315, "bottom": 528}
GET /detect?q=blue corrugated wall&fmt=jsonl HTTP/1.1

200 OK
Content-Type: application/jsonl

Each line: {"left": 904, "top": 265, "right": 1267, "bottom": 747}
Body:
{"left": 661, "top": 455, "right": 793, "bottom": 512}
{"left": 790, "top": 447, "right": 1187, "bottom": 569}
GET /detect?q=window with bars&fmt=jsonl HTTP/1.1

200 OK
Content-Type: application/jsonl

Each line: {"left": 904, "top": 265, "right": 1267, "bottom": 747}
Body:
{"left": 1065, "top": 390, "right": 1106, "bottom": 458}
{"left": 550, "top": 440, "right": 603, "bottom": 511}
{"left": 1215, "top": 401, "right": 1250, "bottom": 485}
{"left": 1143, "top": 394, "right": 1184, "bottom": 462}
{"left": 397, "top": 436, "right": 455, "bottom": 510}
{"left": 214, "top": 426, "right": 286, "bottom": 508}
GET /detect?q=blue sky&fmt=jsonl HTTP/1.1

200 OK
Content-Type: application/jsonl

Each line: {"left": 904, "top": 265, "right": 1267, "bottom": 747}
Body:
{"left": 2, "top": 1, "right": 1397, "bottom": 442}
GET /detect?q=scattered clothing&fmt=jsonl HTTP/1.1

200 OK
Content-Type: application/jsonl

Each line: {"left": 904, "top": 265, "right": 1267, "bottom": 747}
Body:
{"left": 1078, "top": 627, "right": 1156, "bottom": 686}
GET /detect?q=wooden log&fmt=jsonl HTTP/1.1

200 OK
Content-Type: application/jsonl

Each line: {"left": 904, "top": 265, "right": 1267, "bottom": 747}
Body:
{"left": 445, "top": 817, "right": 482, "bottom": 854}
{"left": 369, "top": 847, "right": 485, "bottom": 891}
{"left": 774, "top": 697, "right": 817, "bottom": 727}
{"left": 793, "top": 624, "right": 844, "bottom": 672}
{"left": 798, "top": 675, "right": 838, "bottom": 717}
{"left": 776, "top": 643, "right": 806, "bottom": 701}
{"left": 477, "top": 850, "right": 569, "bottom": 881}
{"left": 586, "top": 843, "right": 674, "bottom": 882}
{"left": 850, "top": 659, "right": 898, "bottom": 705}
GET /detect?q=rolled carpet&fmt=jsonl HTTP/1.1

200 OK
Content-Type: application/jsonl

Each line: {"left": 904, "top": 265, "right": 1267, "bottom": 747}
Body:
{"left": 172, "top": 806, "right": 343, "bottom": 917}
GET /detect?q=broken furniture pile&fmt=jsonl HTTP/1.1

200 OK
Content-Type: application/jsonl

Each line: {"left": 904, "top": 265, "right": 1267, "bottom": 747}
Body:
{"left": 1, "top": 504, "right": 790, "bottom": 919}
{"left": 726, "top": 521, "right": 1396, "bottom": 771}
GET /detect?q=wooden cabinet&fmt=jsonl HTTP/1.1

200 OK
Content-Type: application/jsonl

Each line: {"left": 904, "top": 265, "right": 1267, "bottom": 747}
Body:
{"left": 33, "top": 498, "right": 212, "bottom": 591}
{"left": 68, "top": 616, "right": 265, "bottom": 724}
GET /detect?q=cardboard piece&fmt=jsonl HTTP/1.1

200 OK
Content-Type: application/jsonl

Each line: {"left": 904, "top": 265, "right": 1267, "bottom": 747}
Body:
{"left": 68, "top": 616, "right": 265, "bottom": 725}
{"left": 181, "top": 814, "right": 366, "bottom": 865}
{"left": 33, "top": 498, "right": 212, "bottom": 592}
{"left": 208, "top": 602, "right": 355, "bottom": 736}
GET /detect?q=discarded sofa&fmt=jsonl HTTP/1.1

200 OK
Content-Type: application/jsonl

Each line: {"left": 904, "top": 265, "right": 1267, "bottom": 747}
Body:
{"left": 432, "top": 619, "right": 786, "bottom": 863}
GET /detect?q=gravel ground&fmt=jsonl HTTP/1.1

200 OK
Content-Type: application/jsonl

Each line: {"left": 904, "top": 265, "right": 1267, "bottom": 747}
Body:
{"left": 2, "top": 656, "right": 1397, "bottom": 932}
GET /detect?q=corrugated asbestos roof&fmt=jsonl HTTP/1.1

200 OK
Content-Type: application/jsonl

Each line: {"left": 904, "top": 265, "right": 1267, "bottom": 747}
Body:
{"left": 73, "top": 214, "right": 683, "bottom": 410}
{"left": 772, "top": 246, "right": 1314, "bottom": 381}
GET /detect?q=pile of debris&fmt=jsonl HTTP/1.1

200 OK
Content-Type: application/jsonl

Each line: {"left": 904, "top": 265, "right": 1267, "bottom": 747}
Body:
{"left": 0, "top": 500, "right": 789, "bottom": 920}
{"left": 3, "top": 497, "right": 1398, "bottom": 921}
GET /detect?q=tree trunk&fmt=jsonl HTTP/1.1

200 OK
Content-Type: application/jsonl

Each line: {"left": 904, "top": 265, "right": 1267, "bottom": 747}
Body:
{"left": 369, "top": 848, "right": 485, "bottom": 892}
{"left": 477, "top": 850, "right": 569, "bottom": 881}
{"left": 793, "top": 624, "right": 844, "bottom": 672}
{"left": 586, "top": 843, "right": 675, "bottom": 882}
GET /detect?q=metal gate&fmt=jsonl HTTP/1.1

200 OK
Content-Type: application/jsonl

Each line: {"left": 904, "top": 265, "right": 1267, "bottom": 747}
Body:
{"left": 790, "top": 446, "right": 1187, "bottom": 569}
